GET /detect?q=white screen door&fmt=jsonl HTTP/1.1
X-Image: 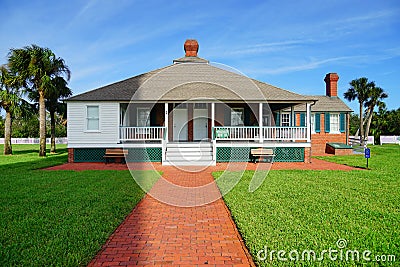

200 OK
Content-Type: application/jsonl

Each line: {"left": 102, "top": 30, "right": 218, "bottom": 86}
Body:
{"left": 173, "top": 108, "right": 188, "bottom": 141}
{"left": 194, "top": 108, "right": 208, "bottom": 140}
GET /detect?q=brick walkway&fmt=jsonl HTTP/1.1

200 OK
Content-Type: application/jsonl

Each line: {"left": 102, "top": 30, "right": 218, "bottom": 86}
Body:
{"left": 87, "top": 166, "right": 255, "bottom": 267}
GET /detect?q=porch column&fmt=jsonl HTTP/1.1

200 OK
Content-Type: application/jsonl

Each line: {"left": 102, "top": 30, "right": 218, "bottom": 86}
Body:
{"left": 164, "top": 103, "right": 169, "bottom": 142}
{"left": 211, "top": 102, "right": 215, "bottom": 137}
{"left": 163, "top": 103, "right": 169, "bottom": 162}
{"left": 259, "top": 102, "right": 263, "bottom": 143}
{"left": 306, "top": 103, "right": 311, "bottom": 142}
{"left": 211, "top": 102, "right": 216, "bottom": 161}
{"left": 290, "top": 106, "right": 295, "bottom": 141}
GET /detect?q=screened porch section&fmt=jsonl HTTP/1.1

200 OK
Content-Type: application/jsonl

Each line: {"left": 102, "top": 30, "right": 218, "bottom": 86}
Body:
{"left": 119, "top": 103, "right": 166, "bottom": 141}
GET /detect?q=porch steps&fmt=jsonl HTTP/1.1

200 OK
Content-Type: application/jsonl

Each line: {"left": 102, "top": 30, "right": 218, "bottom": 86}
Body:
{"left": 163, "top": 142, "right": 215, "bottom": 166}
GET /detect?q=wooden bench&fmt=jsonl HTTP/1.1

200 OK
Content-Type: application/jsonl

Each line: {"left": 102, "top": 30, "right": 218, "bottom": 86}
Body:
{"left": 104, "top": 148, "right": 128, "bottom": 164}
{"left": 250, "top": 148, "right": 275, "bottom": 163}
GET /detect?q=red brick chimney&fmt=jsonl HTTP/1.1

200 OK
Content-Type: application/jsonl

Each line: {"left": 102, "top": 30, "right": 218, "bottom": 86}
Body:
{"left": 324, "top": 73, "right": 339, "bottom": 97}
{"left": 184, "top": 39, "right": 199, "bottom": 57}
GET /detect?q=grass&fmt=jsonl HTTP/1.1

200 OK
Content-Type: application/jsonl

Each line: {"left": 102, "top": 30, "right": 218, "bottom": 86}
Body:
{"left": 214, "top": 145, "right": 400, "bottom": 266}
{"left": 0, "top": 144, "right": 158, "bottom": 266}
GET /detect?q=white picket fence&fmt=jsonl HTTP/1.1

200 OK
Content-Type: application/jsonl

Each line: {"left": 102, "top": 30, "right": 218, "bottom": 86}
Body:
{"left": 380, "top": 136, "right": 400, "bottom": 145}
{"left": 349, "top": 136, "right": 375, "bottom": 145}
{"left": 0, "top": 137, "right": 68, "bottom": 144}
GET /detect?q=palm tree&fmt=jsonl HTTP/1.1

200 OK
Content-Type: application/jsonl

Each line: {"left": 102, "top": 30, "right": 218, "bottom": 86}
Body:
{"left": 30, "top": 76, "right": 71, "bottom": 153}
{"left": 0, "top": 65, "right": 32, "bottom": 155}
{"left": 0, "top": 65, "right": 20, "bottom": 155}
{"left": 364, "top": 86, "right": 388, "bottom": 140}
{"left": 8, "top": 45, "right": 70, "bottom": 156}
{"left": 344, "top": 77, "right": 375, "bottom": 146}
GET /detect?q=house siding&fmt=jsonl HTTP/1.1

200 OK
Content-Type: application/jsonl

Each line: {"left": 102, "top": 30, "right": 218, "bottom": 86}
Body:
{"left": 67, "top": 101, "right": 119, "bottom": 147}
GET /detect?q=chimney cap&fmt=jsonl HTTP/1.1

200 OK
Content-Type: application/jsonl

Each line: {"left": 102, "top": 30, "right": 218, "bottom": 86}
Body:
{"left": 324, "top": 72, "right": 339, "bottom": 82}
{"left": 184, "top": 39, "right": 199, "bottom": 57}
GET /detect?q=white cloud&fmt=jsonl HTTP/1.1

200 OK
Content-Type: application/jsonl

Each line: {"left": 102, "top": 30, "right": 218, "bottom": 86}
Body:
{"left": 247, "top": 56, "right": 368, "bottom": 75}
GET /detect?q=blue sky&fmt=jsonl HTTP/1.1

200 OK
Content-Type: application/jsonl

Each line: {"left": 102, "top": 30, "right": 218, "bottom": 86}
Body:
{"left": 1, "top": 0, "right": 399, "bottom": 112}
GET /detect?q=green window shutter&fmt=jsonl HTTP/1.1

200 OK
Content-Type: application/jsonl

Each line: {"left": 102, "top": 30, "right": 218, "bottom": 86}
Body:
{"left": 300, "top": 113, "right": 306, "bottom": 127}
{"left": 293, "top": 113, "right": 296, "bottom": 126}
{"left": 324, "top": 112, "right": 330, "bottom": 133}
{"left": 340, "top": 113, "right": 346, "bottom": 133}
{"left": 315, "top": 113, "right": 321, "bottom": 133}
{"left": 275, "top": 112, "right": 280, "bottom": 126}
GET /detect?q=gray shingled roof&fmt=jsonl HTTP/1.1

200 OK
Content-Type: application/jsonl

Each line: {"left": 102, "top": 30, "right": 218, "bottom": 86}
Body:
{"left": 67, "top": 62, "right": 315, "bottom": 103}
{"left": 173, "top": 56, "right": 209, "bottom": 64}
{"left": 284, "top": 95, "right": 352, "bottom": 112}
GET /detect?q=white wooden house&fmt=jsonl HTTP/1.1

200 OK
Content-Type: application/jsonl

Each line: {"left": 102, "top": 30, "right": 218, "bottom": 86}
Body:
{"left": 67, "top": 40, "right": 351, "bottom": 165}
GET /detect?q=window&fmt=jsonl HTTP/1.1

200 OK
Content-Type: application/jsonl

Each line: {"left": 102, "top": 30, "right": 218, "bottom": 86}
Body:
{"left": 231, "top": 108, "right": 244, "bottom": 126}
{"left": 330, "top": 113, "right": 340, "bottom": 133}
{"left": 86, "top": 106, "right": 99, "bottom": 131}
{"left": 310, "top": 114, "right": 315, "bottom": 133}
{"left": 280, "top": 113, "right": 290, "bottom": 126}
{"left": 137, "top": 108, "right": 150, "bottom": 127}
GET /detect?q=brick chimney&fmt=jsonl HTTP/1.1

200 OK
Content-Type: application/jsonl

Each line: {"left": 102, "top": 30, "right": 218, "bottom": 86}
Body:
{"left": 324, "top": 73, "right": 339, "bottom": 97}
{"left": 184, "top": 39, "right": 199, "bottom": 57}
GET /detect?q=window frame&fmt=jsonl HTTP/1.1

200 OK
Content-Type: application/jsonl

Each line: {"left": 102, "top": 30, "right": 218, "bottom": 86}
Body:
{"left": 86, "top": 105, "right": 100, "bottom": 132}
{"left": 330, "top": 113, "right": 340, "bottom": 134}
{"left": 280, "top": 112, "right": 291, "bottom": 127}
{"left": 310, "top": 113, "right": 315, "bottom": 133}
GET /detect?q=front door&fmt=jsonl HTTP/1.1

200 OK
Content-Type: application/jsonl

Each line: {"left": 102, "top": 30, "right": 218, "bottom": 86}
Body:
{"left": 173, "top": 108, "right": 188, "bottom": 141}
{"left": 193, "top": 108, "right": 208, "bottom": 140}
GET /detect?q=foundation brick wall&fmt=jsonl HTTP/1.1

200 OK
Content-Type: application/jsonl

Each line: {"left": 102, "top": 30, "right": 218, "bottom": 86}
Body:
{"left": 325, "top": 145, "right": 353, "bottom": 155}
{"left": 304, "top": 147, "right": 311, "bottom": 163}
{"left": 68, "top": 148, "right": 74, "bottom": 163}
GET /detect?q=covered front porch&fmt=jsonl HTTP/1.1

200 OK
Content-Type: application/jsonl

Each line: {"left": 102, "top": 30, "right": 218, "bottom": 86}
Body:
{"left": 118, "top": 101, "right": 312, "bottom": 164}
{"left": 119, "top": 101, "right": 312, "bottom": 143}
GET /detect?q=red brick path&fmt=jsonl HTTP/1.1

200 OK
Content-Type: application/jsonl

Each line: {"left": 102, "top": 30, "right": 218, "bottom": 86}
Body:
{"left": 87, "top": 166, "right": 255, "bottom": 267}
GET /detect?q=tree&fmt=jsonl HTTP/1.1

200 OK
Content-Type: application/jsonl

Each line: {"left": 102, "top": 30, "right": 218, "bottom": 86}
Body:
{"left": 370, "top": 107, "right": 400, "bottom": 143}
{"left": 30, "top": 76, "right": 71, "bottom": 153}
{"left": 344, "top": 77, "right": 375, "bottom": 146}
{"left": 0, "top": 65, "right": 21, "bottom": 155}
{"left": 8, "top": 45, "right": 70, "bottom": 156}
{"left": 363, "top": 86, "right": 388, "bottom": 140}
{"left": 349, "top": 113, "right": 360, "bottom": 136}
{"left": 0, "top": 116, "right": 4, "bottom": 137}
{"left": 12, "top": 114, "right": 40, "bottom": 138}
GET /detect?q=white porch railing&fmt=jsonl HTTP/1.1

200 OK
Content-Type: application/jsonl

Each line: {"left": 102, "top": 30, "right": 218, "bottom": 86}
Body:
{"left": 119, "top": 126, "right": 165, "bottom": 141}
{"left": 214, "top": 126, "right": 260, "bottom": 140}
{"left": 213, "top": 126, "right": 308, "bottom": 141}
{"left": 263, "top": 126, "right": 307, "bottom": 140}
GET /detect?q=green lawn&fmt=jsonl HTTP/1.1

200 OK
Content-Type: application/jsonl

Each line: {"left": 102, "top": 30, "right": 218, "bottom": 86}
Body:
{"left": 214, "top": 145, "right": 400, "bottom": 266}
{"left": 0, "top": 144, "right": 157, "bottom": 266}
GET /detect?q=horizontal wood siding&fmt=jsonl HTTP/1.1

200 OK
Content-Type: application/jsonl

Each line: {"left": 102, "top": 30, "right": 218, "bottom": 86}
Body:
{"left": 67, "top": 102, "right": 119, "bottom": 145}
